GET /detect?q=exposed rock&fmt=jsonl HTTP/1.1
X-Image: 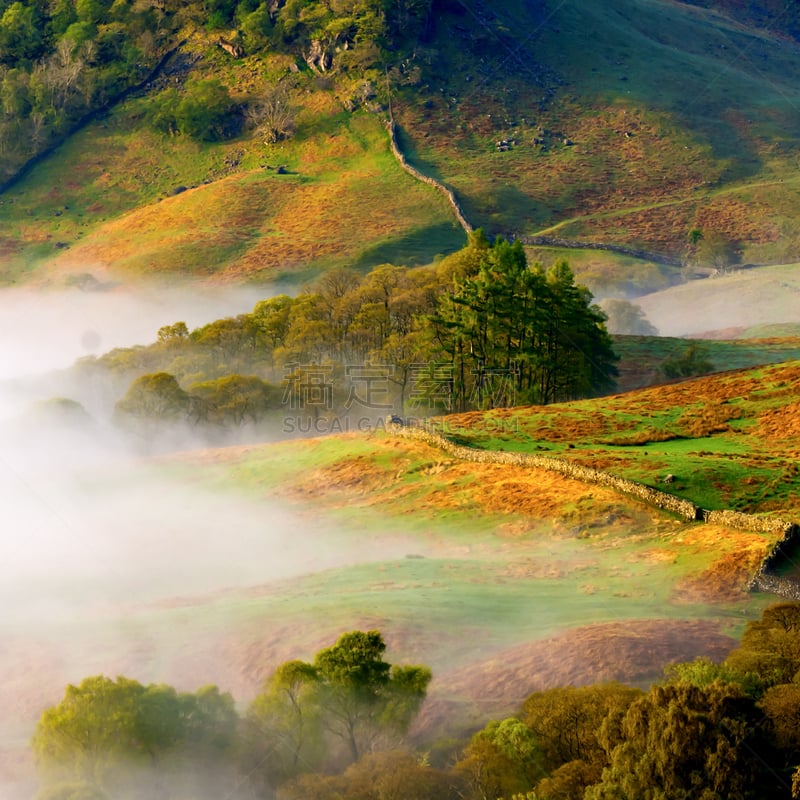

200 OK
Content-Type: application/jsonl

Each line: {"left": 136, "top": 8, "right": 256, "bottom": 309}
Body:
{"left": 305, "top": 39, "right": 332, "bottom": 72}
{"left": 216, "top": 38, "right": 244, "bottom": 58}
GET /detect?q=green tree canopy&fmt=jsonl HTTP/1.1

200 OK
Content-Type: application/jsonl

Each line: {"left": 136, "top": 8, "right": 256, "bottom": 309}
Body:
{"left": 115, "top": 371, "right": 192, "bottom": 421}
{"left": 189, "top": 373, "right": 282, "bottom": 426}
{"left": 242, "top": 659, "right": 325, "bottom": 794}
{"left": 585, "top": 681, "right": 777, "bottom": 800}
{"left": 599, "top": 298, "right": 659, "bottom": 336}
{"left": 725, "top": 602, "right": 800, "bottom": 687}
{"left": 661, "top": 342, "right": 714, "bottom": 380}
{"left": 312, "top": 630, "right": 431, "bottom": 762}
{"left": 429, "top": 239, "right": 618, "bottom": 410}
{"left": 32, "top": 676, "right": 238, "bottom": 798}
{"left": 246, "top": 629, "right": 431, "bottom": 776}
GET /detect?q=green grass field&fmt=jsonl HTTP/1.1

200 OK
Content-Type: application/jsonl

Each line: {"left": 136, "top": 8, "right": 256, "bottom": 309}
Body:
{"left": 6, "top": 366, "right": 790, "bottom": 767}
{"left": 614, "top": 333, "right": 800, "bottom": 390}
{"left": 0, "top": 86, "right": 465, "bottom": 285}
{"left": 438, "top": 360, "right": 800, "bottom": 516}
{"left": 140, "top": 421, "right": 783, "bottom": 682}
{"left": 393, "top": 0, "right": 800, "bottom": 265}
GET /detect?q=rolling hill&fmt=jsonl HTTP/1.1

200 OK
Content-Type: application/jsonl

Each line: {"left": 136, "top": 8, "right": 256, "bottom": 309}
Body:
{"left": 7, "top": 2, "right": 800, "bottom": 794}
{"left": 135, "top": 357, "right": 800, "bottom": 729}
{"left": 1, "top": 0, "right": 800, "bottom": 298}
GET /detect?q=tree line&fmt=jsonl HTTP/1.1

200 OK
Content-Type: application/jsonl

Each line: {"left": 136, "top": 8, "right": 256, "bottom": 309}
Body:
{"left": 455, "top": 601, "right": 800, "bottom": 800}
{"left": 0, "top": 0, "right": 441, "bottom": 179}
{"left": 91, "top": 233, "right": 618, "bottom": 433}
{"left": 33, "top": 630, "right": 432, "bottom": 800}
{"left": 32, "top": 603, "right": 800, "bottom": 799}
{"left": 0, "top": 0, "right": 181, "bottom": 180}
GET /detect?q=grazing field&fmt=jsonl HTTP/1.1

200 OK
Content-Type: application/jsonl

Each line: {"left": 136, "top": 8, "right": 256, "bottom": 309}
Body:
{"left": 3, "top": 1, "right": 800, "bottom": 292}
{"left": 147, "top": 427, "right": 779, "bottom": 727}
{"left": 394, "top": 0, "right": 800, "bottom": 265}
{"left": 3, "top": 366, "right": 792, "bottom": 789}
{"left": 438, "top": 361, "right": 800, "bottom": 517}
{"left": 614, "top": 333, "right": 800, "bottom": 391}
{"left": 0, "top": 96, "right": 464, "bottom": 286}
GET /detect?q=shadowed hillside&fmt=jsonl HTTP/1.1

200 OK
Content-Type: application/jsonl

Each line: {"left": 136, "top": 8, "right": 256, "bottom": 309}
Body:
{"left": 0, "top": 0, "right": 800, "bottom": 291}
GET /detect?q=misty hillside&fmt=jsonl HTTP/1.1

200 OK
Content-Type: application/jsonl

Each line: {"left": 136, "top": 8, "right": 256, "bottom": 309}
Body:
{"left": 0, "top": 0, "right": 799, "bottom": 294}
{"left": 7, "top": 4, "right": 800, "bottom": 798}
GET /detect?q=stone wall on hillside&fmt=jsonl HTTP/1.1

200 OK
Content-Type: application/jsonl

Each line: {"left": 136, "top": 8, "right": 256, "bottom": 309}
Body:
{"left": 388, "top": 422, "right": 800, "bottom": 598}
{"left": 385, "top": 121, "right": 473, "bottom": 235}
{"left": 747, "top": 521, "right": 800, "bottom": 594}
{"left": 515, "top": 235, "right": 682, "bottom": 266}
{"left": 391, "top": 423, "right": 700, "bottom": 520}
{"left": 749, "top": 573, "right": 800, "bottom": 600}
{"left": 703, "top": 509, "right": 796, "bottom": 538}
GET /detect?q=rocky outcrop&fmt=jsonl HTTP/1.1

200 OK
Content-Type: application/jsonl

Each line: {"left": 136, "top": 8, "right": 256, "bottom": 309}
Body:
{"left": 305, "top": 40, "right": 332, "bottom": 72}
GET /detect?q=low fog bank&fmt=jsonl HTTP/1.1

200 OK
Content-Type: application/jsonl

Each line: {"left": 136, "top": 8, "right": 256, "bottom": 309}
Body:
{"left": 0, "top": 280, "right": 417, "bottom": 800}
{"left": 0, "top": 437, "right": 424, "bottom": 799}
{"left": 0, "top": 280, "right": 273, "bottom": 421}
{"left": 0, "top": 441, "right": 425, "bottom": 800}
{"left": 635, "top": 264, "right": 800, "bottom": 337}
{"left": 0, "top": 460, "right": 376, "bottom": 629}
{"left": 0, "top": 281, "right": 270, "bottom": 375}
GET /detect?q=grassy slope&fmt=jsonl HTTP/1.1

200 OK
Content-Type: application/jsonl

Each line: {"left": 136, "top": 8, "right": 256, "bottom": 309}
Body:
{"left": 92, "top": 397, "right": 778, "bottom": 739}
{"left": 165, "top": 353, "right": 800, "bottom": 670}
{"left": 634, "top": 262, "right": 800, "bottom": 336}
{"left": 394, "top": 0, "right": 800, "bottom": 272}
{"left": 0, "top": 50, "right": 465, "bottom": 286}
{"left": 5, "top": 369, "right": 793, "bottom": 758}
{"left": 439, "top": 360, "right": 800, "bottom": 516}
{"left": 614, "top": 333, "right": 800, "bottom": 391}
{"left": 151, "top": 430, "right": 773, "bottom": 678}
{"left": 1, "top": 1, "right": 800, "bottom": 293}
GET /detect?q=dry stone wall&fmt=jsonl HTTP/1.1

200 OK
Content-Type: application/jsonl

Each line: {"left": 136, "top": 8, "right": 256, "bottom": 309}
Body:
{"left": 749, "top": 574, "right": 800, "bottom": 600}
{"left": 515, "top": 235, "right": 681, "bottom": 266}
{"left": 385, "top": 121, "right": 473, "bottom": 235}
{"left": 703, "top": 509, "right": 796, "bottom": 538}
{"left": 389, "top": 422, "right": 800, "bottom": 598}
{"left": 391, "top": 424, "right": 700, "bottom": 520}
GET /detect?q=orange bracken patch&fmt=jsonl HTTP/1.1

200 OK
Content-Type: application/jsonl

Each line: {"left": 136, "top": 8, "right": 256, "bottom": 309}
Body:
{"left": 413, "top": 619, "right": 737, "bottom": 735}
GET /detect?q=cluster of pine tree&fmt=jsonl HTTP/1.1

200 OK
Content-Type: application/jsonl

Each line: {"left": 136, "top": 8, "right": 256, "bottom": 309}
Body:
{"left": 88, "top": 233, "right": 618, "bottom": 432}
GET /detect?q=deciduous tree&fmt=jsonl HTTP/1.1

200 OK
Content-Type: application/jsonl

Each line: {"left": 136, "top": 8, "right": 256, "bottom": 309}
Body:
{"left": 585, "top": 681, "right": 776, "bottom": 800}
